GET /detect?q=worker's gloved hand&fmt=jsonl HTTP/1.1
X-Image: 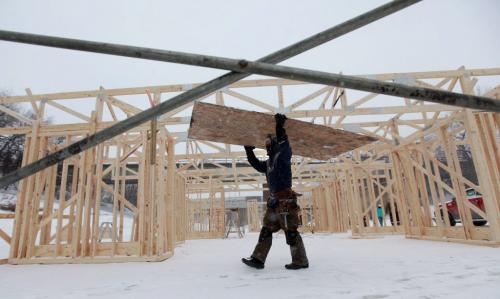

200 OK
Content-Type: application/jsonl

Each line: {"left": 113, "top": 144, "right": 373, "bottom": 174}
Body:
{"left": 244, "top": 145, "right": 255, "bottom": 152}
{"left": 274, "top": 113, "right": 287, "bottom": 127}
{"left": 267, "top": 197, "right": 279, "bottom": 209}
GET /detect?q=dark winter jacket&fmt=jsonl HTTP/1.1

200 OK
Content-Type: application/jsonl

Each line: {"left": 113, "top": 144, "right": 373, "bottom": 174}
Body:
{"left": 245, "top": 123, "right": 292, "bottom": 194}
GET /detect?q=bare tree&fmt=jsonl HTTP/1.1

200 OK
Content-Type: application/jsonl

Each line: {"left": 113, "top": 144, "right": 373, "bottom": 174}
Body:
{"left": 0, "top": 91, "right": 36, "bottom": 189}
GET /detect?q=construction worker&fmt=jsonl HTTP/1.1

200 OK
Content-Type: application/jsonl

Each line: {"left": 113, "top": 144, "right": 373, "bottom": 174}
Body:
{"left": 241, "top": 113, "right": 309, "bottom": 270}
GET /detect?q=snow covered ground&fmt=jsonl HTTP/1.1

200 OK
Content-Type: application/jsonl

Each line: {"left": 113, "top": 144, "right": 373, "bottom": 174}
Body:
{"left": 0, "top": 201, "right": 135, "bottom": 259}
{"left": 1, "top": 232, "right": 500, "bottom": 299}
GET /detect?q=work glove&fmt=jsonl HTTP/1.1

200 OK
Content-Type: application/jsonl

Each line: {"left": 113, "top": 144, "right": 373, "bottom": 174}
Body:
{"left": 244, "top": 145, "right": 255, "bottom": 152}
{"left": 274, "top": 113, "right": 287, "bottom": 127}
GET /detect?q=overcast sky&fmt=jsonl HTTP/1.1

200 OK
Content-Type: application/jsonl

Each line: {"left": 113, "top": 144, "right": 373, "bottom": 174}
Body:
{"left": 1, "top": 0, "right": 499, "bottom": 101}
{"left": 1, "top": 1, "right": 499, "bottom": 196}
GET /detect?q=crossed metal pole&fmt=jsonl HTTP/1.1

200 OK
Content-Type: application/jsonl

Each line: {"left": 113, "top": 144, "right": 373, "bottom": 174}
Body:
{"left": 1, "top": 29, "right": 497, "bottom": 111}
{"left": 0, "top": 0, "right": 491, "bottom": 188}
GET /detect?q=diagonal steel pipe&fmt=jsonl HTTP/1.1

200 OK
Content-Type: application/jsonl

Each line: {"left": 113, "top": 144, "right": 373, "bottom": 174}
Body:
{"left": 0, "top": 0, "right": 420, "bottom": 188}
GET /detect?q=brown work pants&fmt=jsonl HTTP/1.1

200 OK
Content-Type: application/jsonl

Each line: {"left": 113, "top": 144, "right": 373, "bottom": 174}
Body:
{"left": 251, "top": 206, "right": 309, "bottom": 266}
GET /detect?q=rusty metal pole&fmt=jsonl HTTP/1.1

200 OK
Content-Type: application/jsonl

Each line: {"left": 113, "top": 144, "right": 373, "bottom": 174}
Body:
{"left": 0, "top": 0, "right": 421, "bottom": 188}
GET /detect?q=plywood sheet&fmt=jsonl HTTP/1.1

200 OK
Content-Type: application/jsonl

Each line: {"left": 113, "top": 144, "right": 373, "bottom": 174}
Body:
{"left": 188, "top": 102, "right": 376, "bottom": 160}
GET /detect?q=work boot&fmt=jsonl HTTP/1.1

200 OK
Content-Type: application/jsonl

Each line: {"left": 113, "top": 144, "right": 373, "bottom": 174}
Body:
{"left": 285, "top": 263, "right": 309, "bottom": 270}
{"left": 241, "top": 257, "right": 264, "bottom": 269}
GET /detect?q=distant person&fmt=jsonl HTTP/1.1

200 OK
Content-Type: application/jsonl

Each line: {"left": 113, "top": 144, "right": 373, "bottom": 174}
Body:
{"left": 377, "top": 204, "right": 384, "bottom": 227}
{"left": 241, "top": 114, "right": 309, "bottom": 270}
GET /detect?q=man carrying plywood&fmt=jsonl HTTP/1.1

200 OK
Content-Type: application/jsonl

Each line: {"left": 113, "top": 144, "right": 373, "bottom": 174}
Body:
{"left": 241, "top": 114, "right": 309, "bottom": 270}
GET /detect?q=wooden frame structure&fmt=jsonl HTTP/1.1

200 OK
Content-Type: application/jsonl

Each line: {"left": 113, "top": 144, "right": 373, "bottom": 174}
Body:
{"left": 0, "top": 95, "right": 187, "bottom": 264}
{"left": 1, "top": 66, "right": 499, "bottom": 264}
{"left": 187, "top": 185, "right": 226, "bottom": 239}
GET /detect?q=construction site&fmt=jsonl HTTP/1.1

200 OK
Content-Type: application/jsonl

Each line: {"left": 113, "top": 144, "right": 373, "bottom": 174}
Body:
{"left": 0, "top": 1, "right": 499, "bottom": 298}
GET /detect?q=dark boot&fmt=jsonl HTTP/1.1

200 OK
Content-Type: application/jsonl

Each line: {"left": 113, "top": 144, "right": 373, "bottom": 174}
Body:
{"left": 251, "top": 226, "right": 274, "bottom": 264}
{"left": 285, "top": 263, "right": 309, "bottom": 270}
{"left": 287, "top": 230, "right": 309, "bottom": 267}
{"left": 242, "top": 257, "right": 264, "bottom": 269}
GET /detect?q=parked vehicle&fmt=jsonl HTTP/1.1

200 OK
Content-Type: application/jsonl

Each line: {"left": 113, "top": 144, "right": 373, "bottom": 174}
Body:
{"left": 438, "top": 188, "right": 487, "bottom": 226}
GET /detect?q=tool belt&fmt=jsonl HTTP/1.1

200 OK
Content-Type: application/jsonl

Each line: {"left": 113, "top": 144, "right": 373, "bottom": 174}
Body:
{"left": 268, "top": 188, "right": 302, "bottom": 213}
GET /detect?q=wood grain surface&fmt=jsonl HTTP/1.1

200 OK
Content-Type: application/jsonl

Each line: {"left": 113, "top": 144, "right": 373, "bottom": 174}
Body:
{"left": 188, "top": 102, "right": 376, "bottom": 160}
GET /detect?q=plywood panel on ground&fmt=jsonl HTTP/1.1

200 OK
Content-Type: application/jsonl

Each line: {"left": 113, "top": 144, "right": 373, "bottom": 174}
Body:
{"left": 188, "top": 102, "right": 376, "bottom": 160}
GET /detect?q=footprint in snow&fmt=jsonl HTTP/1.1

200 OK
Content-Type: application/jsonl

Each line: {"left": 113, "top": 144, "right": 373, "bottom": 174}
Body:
{"left": 259, "top": 276, "right": 290, "bottom": 280}
{"left": 226, "top": 283, "right": 251, "bottom": 289}
{"left": 362, "top": 295, "right": 389, "bottom": 299}
{"left": 124, "top": 284, "right": 138, "bottom": 291}
{"left": 435, "top": 272, "right": 452, "bottom": 275}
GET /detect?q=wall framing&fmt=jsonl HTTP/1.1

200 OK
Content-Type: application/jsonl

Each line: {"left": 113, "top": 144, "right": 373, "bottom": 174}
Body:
{"left": 1, "top": 66, "right": 499, "bottom": 264}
